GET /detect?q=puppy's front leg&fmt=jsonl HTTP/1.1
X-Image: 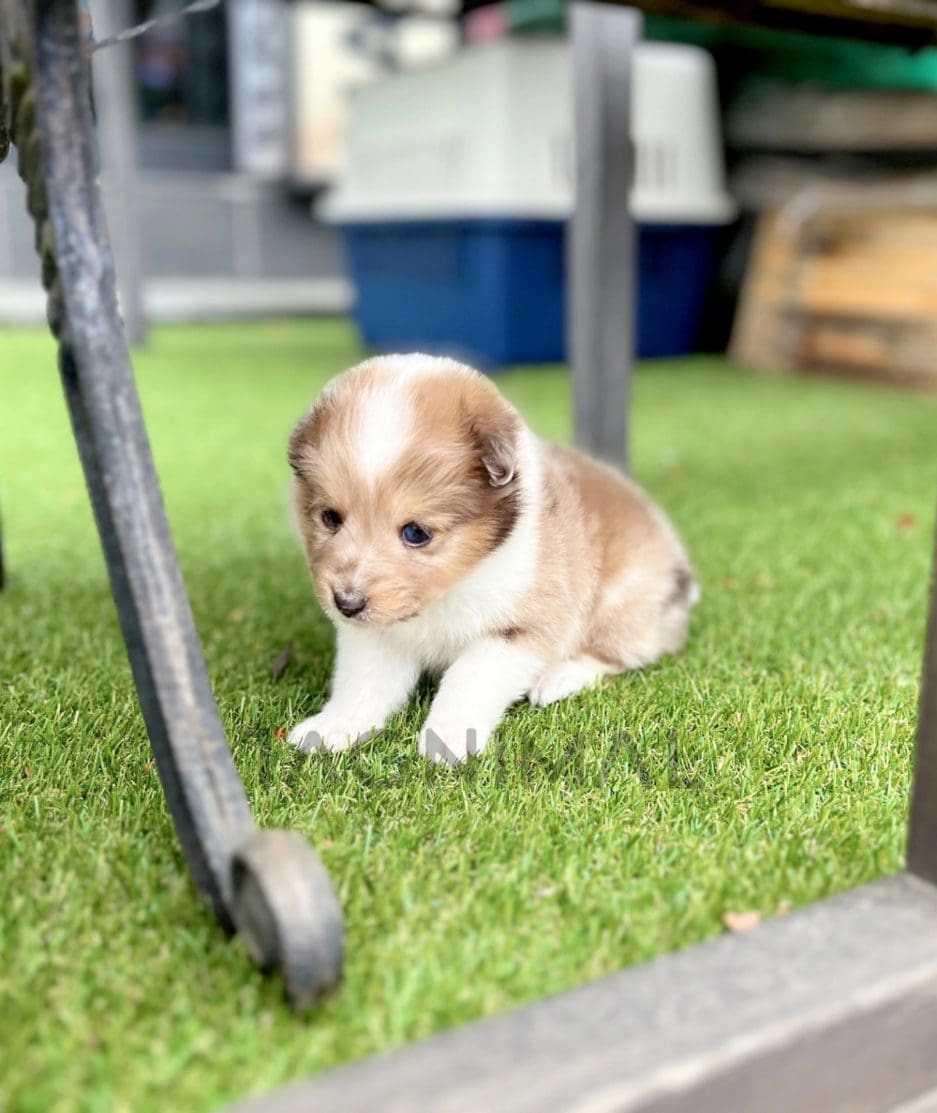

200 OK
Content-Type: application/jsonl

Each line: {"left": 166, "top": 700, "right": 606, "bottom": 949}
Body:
{"left": 420, "top": 637, "right": 544, "bottom": 765}
{"left": 289, "top": 625, "right": 420, "bottom": 753}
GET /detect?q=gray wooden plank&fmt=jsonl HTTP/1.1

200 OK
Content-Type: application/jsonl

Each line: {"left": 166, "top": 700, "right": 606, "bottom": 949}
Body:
{"left": 569, "top": 0, "right": 640, "bottom": 471}
{"left": 230, "top": 874, "right": 937, "bottom": 1113}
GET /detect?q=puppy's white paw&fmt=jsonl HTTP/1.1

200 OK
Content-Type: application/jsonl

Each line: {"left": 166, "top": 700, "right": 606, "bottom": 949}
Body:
{"left": 419, "top": 718, "right": 485, "bottom": 765}
{"left": 287, "top": 712, "right": 376, "bottom": 754}
{"left": 528, "top": 660, "right": 603, "bottom": 708}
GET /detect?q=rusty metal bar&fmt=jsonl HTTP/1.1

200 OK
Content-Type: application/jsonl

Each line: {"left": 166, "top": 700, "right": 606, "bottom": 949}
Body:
{"left": 0, "top": 0, "right": 342, "bottom": 1009}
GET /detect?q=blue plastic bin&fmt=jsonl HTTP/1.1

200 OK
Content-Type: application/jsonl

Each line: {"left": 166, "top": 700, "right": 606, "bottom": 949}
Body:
{"left": 338, "top": 218, "right": 719, "bottom": 369}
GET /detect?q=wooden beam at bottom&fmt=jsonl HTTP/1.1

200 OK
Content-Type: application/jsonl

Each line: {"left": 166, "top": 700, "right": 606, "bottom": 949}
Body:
{"left": 230, "top": 874, "right": 937, "bottom": 1113}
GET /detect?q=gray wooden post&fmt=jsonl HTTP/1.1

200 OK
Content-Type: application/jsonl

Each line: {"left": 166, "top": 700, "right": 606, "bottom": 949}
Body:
{"left": 569, "top": 0, "right": 641, "bottom": 471}
{"left": 907, "top": 514, "right": 937, "bottom": 881}
{"left": 90, "top": 0, "right": 147, "bottom": 346}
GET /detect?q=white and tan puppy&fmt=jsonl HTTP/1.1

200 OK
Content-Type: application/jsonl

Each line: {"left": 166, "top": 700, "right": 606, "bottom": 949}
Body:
{"left": 287, "top": 354, "right": 698, "bottom": 764}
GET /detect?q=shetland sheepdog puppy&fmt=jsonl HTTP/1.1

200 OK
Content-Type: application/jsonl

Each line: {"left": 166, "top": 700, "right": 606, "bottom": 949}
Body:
{"left": 287, "top": 355, "right": 698, "bottom": 764}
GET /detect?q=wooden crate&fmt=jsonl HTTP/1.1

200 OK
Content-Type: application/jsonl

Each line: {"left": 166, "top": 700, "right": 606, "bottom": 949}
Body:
{"left": 731, "top": 202, "right": 937, "bottom": 390}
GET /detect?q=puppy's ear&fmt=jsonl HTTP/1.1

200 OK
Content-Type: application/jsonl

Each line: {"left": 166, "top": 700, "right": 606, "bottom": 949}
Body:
{"left": 481, "top": 430, "right": 516, "bottom": 488}
{"left": 471, "top": 408, "right": 519, "bottom": 489}
{"left": 288, "top": 417, "right": 313, "bottom": 476}
{"left": 288, "top": 399, "right": 328, "bottom": 477}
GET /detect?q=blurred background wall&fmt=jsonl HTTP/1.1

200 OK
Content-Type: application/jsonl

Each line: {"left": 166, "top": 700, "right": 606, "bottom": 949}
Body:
{"left": 0, "top": 0, "right": 461, "bottom": 320}
{"left": 6, "top": 0, "right": 937, "bottom": 386}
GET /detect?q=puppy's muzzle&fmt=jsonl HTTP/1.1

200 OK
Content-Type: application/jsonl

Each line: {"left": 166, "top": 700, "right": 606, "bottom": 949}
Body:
{"left": 333, "top": 588, "right": 368, "bottom": 618}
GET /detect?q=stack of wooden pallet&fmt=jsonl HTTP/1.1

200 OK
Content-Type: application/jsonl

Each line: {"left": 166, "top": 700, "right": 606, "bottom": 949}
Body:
{"left": 727, "top": 84, "right": 937, "bottom": 390}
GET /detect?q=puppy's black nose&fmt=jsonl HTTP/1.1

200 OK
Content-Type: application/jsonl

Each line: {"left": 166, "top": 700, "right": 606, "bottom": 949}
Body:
{"left": 333, "top": 588, "right": 367, "bottom": 617}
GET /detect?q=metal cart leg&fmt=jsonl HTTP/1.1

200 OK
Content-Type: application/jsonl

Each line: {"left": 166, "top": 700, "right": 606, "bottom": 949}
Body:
{"left": 0, "top": 0, "right": 341, "bottom": 1009}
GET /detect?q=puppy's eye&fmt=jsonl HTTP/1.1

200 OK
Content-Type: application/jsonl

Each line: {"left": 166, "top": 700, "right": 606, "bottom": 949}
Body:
{"left": 321, "top": 508, "right": 343, "bottom": 531}
{"left": 400, "top": 522, "right": 432, "bottom": 548}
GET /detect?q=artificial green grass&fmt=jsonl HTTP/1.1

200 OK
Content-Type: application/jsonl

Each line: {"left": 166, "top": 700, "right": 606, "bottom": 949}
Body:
{"left": 1, "top": 319, "right": 934, "bottom": 1112}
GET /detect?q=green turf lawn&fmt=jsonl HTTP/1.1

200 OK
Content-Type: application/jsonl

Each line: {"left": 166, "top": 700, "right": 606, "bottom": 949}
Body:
{"left": 1, "top": 319, "right": 934, "bottom": 1111}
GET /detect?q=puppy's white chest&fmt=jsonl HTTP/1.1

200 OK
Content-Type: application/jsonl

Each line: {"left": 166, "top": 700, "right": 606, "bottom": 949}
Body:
{"left": 385, "top": 601, "right": 489, "bottom": 672}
